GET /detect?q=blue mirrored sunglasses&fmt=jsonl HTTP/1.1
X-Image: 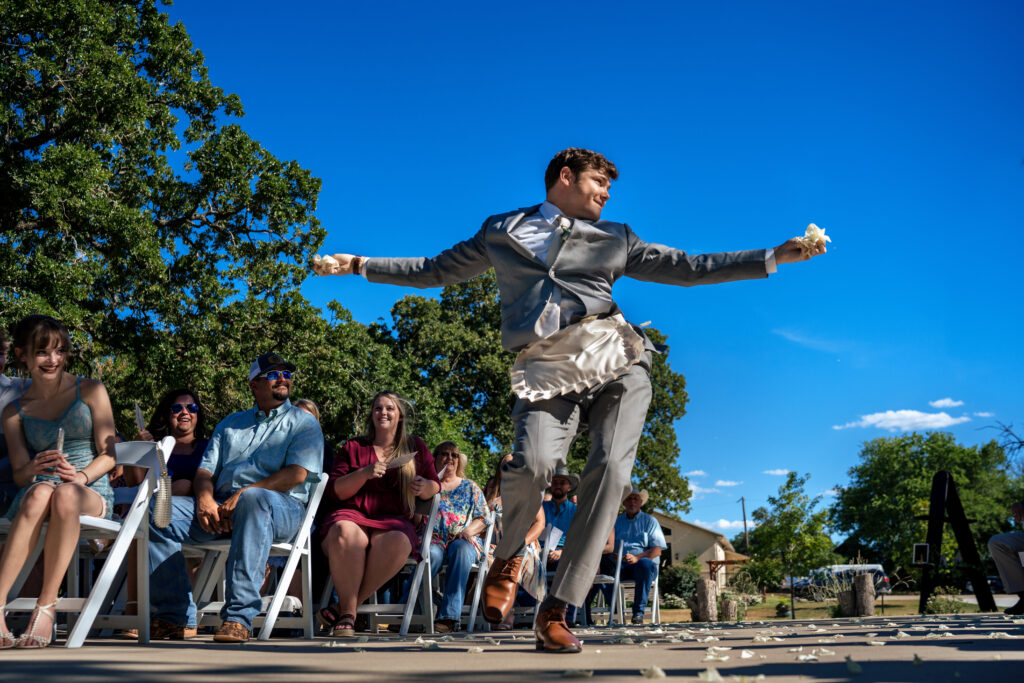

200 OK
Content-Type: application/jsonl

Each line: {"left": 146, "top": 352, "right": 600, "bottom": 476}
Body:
{"left": 259, "top": 370, "right": 292, "bottom": 381}
{"left": 170, "top": 403, "right": 199, "bottom": 415}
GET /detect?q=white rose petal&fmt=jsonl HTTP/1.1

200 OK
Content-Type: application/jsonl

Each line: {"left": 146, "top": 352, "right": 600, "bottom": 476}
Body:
{"left": 795, "top": 222, "right": 832, "bottom": 249}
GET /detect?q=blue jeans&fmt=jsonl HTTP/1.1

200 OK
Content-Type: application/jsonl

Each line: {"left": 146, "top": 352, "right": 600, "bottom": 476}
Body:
{"left": 430, "top": 539, "right": 479, "bottom": 622}
{"left": 617, "top": 558, "right": 658, "bottom": 616}
{"left": 148, "top": 488, "right": 305, "bottom": 630}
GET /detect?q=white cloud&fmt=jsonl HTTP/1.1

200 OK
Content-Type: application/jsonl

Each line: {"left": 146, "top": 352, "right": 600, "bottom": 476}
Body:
{"left": 694, "top": 518, "right": 751, "bottom": 532}
{"left": 763, "top": 468, "right": 791, "bottom": 476}
{"left": 691, "top": 484, "right": 721, "bottom": 495}
{"left": 929, "top": 398, "right": 964, "bottom": 409}
{"left": 715, "top": 480, "right": 742, "bottom": 487}
{"left": 685, "top": 469, "right": 707, "bottom": 477}
{"left": 818, "top": 489, "right": 839, "bottom": 497}
{"left": 833, "top": 410, "right": 970, "bottom": 432}
{"left": 974, "top": 411, "right": 994, "bottom": 418}
{"left": 772, "top": 328, "right": 843, "bottom": 353}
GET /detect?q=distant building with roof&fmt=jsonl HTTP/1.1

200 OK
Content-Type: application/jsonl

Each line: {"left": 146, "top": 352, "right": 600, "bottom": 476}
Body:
{"left": 651, "top": 510, "right": 749, "bottom": 585}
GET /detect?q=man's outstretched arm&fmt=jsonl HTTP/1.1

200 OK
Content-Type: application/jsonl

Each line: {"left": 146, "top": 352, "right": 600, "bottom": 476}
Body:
{"left": 624, "top": 227, "right": 828, "bottom": 286}
{"left": 312, "top": 228, "right": 492, "bottom": 288}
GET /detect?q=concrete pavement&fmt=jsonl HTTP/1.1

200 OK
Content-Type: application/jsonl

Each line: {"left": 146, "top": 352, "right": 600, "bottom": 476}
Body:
{"left": 1, "top": 612, "right": 1021, "bottom": 682}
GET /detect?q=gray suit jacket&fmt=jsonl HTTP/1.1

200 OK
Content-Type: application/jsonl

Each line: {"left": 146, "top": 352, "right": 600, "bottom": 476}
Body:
{"left": 366, "top": 205, "right": 769, "bottom": 352}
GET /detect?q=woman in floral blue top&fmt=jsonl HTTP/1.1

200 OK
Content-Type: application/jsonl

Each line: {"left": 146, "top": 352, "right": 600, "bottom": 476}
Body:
{"left": 430, "top": 442, "right": 488, "bottom": 632}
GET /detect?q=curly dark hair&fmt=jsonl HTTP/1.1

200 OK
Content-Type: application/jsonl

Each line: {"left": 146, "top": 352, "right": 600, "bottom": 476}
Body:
{"left": 145, "top": 387, "right": 208, "bottom": 441}
{"left": 544, "top": 147, "right": 618, "bottom": 191}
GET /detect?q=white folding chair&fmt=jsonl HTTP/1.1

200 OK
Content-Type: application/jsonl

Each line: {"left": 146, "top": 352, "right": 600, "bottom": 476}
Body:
{"left": 523, "top": 525, "right": 561, "bottom": 628}
{"left": 614, "top": 554, "right": 661, "bottom": 625}
{"left": 1, "top": 439, "right": 163, "bottom": 647}
{"left": 318, "top": 494, "right": 441, "bottom": 636}
{"left": 463, "top": 511, "right": 496, "bottom": 633}
{"left": 188, "top": 473, "right": 328, "bottom": 640}
{"left": 586, "top": 540, "right": 624, "bottom": 626}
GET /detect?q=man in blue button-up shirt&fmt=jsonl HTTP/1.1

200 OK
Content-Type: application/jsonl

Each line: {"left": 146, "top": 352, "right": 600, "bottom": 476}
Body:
{"left": 541, "top": 467, "right": 578, "bottom": 567}
{"left": 148, "top": 353, "right": 323, "bottom": 642}
{"left": 608, "top": 486, "right": 666, "bottom": 624}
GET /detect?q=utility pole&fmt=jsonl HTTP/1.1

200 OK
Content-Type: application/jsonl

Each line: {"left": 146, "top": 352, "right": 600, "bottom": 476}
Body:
{"left": 739, "top": 496, "right": 749, "bottom": 553}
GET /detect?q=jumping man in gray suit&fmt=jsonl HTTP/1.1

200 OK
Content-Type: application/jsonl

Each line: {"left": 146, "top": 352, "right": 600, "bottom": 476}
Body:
{"left": 313, "top": 148, "right": 827, "bottom": 651}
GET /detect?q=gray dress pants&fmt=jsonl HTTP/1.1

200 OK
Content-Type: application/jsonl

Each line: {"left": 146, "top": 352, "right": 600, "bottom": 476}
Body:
{"left": 988, "top": 531, "right": 1024, "bottom": 594}
{"left": 495, "top": 359, "right": 653, "bottom": 606}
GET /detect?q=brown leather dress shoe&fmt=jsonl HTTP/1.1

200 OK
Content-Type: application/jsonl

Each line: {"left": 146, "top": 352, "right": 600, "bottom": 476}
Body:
{"left": 213, "top": 621, "right": 250, "bottom": 643}
{"left": 535, "top": 606, "right": 582, "bottom": 653}
{"left": 482, "top": 555, "right": 525, "bottom": 623}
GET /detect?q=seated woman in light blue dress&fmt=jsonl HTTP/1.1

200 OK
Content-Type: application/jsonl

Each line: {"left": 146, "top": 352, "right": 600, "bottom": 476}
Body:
{"left": 0, "top": 315, "right": 116, "bottom": 648}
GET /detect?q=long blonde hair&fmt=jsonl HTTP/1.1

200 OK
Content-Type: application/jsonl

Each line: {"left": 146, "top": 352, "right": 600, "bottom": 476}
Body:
{"left": 366, "top": 391, "right": 417, "bottom": 517}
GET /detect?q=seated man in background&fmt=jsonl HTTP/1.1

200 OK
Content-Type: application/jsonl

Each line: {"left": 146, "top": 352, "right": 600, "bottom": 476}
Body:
{"left": 604, "top": 486, "right": 666, "bottom": 624}
{"left": 989, "top": 500, "right": 1024, "bottom": 615}
{"left": 541, "top": 467, "right": 578, "bottom": 569}
{"left": 148, "top": 353, "right": 323, "bottom": 642}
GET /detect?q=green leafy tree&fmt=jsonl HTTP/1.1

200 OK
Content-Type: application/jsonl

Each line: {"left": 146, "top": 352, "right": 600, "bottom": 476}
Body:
{"left": 743, "top": 472, "right": 837, "bottom": 580}
{"left": 0, "top": 0, "right": 325, "bottom": 431}
{"left": 733, "top": 556, "right": 785, "bottom": 594}
{"left": 830, "top": 432, "right": 1015, "bottom": 582}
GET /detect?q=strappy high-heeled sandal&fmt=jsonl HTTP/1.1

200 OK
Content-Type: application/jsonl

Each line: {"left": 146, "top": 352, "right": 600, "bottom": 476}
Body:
{"left": 15, "top": 600, "right": 57, "bottom": 649}
{"left": 0, "top": 603, "right": 16, "bottom": 649}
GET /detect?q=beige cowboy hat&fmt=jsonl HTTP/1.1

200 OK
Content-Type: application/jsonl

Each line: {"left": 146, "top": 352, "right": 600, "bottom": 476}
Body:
{"left": 550, "top": 465, "right": 580, "bottom": 496}
{"left": 623, "top": 484, "right": 649, "bottom": 506}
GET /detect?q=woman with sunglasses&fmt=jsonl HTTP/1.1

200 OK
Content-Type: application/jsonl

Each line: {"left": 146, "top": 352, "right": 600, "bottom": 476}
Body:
{"left": 428, "top": 442, "right": 489, "bottom": 633}
{"left": 134, "top": 388, "right": 209, "bottom": 495}
{"left": 114, "top": 387, "right": 209, "bottom": 638}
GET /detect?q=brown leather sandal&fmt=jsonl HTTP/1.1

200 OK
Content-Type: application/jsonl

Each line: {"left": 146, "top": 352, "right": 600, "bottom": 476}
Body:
{"left": 330, "top": 613, "right": 356, "bottom": 638}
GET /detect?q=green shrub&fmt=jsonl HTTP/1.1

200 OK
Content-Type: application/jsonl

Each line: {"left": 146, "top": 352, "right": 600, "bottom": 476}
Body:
{"left": 660, "top": 555, "right": 702, "bottom": 601}
{"left": 661, "top": 593, "right": 685, "bottom": 609}
{"left": 924, "top": 586, "right": 969, "bottom": 614}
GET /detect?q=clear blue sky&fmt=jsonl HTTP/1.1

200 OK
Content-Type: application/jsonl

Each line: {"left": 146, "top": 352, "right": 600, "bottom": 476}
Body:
{"left": 165, "top": 0, "right": 1023, "bottom": 537}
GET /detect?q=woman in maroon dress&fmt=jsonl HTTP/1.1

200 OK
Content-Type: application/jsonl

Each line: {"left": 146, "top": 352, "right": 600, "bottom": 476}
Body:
{"left": 318, "top": 391, "right": 440, "bottom": 636}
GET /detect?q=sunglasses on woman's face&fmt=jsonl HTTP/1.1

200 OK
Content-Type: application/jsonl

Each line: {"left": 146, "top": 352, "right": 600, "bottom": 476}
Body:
{"left": 436, "top": 451, "right": 459, "bottom": 460}
{"left": 171, "top": 403, "right": 199, "bottom": 415}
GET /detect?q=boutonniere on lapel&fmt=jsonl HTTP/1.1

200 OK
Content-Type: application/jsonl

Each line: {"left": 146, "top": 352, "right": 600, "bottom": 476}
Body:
{"left": 556, "top": 215, "right": 573, "bottom": 243}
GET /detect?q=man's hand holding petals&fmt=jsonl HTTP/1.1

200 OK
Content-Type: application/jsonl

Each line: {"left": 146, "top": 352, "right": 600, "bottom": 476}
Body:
{"left": 312, "top": 253, "right": 358, "bottom": 276}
